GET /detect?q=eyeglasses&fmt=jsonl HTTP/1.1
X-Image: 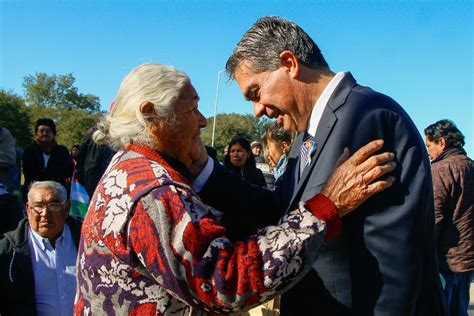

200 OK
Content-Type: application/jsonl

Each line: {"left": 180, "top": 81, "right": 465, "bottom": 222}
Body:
{"left": 32, "top": 202, "right": 64, "bottom": 214}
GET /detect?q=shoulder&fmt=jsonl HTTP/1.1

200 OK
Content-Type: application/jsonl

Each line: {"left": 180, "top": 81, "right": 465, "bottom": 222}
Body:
{"left": 23, "top": 143, "right": 38, "bottom": 154}
{"left": 0, "top": 218, "right": 28, "bottom": 253}
{"left": 0, "top": 235, "right": 11, "bottom": 252}
{"left": 54, "top": 144, "right": 70, "bottom": 154}
{"left": 343, "top": 82, "right": 407, "bottom": 121}
{"left": 0, "top": 234, "right": 14, "bottom": 258}
{"left": 433, "top": 154, "right": 474, "bottom": 174}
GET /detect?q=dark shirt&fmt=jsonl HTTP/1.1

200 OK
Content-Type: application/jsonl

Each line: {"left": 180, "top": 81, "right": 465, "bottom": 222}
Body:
{"left": 22, "top": 142, "right": 73, "bottom": 198}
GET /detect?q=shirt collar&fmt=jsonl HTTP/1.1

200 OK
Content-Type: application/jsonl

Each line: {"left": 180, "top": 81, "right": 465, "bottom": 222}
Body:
{"left": 29, "top": 224, "right": 69, "bottom": 251}
{"left": 307, "top": 71, "right": 347, "bottom": 137}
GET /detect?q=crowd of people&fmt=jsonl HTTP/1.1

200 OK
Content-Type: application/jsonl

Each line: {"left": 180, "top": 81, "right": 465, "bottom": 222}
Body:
{"left": 0, "top": 15, "right": 472, "bottom": 316}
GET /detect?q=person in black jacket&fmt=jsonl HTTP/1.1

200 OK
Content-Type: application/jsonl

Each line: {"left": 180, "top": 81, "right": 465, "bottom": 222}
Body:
{"left": 0, "top": 181, "right": 82, "bottom": 316}
{"left": 22, "top": 118, "right": 73, "bottom": 199}
{"left": 224, "top": 136, "right": 267, "bottom": 187}
{"left": 75, "top": 127, "right": 115, "bottom": 198}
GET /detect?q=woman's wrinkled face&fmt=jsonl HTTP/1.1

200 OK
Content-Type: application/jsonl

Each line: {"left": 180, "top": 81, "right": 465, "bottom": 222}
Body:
{"left": 156, "top": 82, "right": 207, "bottom": 168}
{"left": 229, "top": 143, "right": 249, "bottom": 167}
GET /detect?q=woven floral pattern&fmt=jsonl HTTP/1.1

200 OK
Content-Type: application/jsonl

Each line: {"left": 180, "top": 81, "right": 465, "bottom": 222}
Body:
{"left": 74, "top": 145, "right": 327, "bottom": 315}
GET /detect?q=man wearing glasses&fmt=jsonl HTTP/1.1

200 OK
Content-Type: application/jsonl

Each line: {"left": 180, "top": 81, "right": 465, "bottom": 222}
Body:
{"left": 0, "top": 181, "right": 82, "bottom": 316}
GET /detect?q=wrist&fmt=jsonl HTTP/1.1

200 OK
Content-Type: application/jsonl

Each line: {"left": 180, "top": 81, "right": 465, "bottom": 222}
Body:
{"left": 305, "top": 194, "right": 341, "bottom": 239}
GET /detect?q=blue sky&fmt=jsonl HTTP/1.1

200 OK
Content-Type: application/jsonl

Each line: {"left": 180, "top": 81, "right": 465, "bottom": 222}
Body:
{"left": 1, "top": 0, "right": 472, "bottom": 156}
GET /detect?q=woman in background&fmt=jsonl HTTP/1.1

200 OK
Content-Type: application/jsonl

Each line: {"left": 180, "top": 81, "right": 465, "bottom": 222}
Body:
{"left": 224, "top": 136, "right": 267, "bottom": 187}
{"left": 262, "top": 122, "right": 294, "bottom": 181}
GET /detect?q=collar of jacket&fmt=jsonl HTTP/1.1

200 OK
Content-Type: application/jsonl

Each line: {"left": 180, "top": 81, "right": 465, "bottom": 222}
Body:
{"left": 431, "top": 147, "right": 467, "bottom": 164}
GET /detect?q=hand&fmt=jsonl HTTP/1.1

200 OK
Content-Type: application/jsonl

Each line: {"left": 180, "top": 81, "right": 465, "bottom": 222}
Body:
{"left": 320, "top": 140, "right": 396, "bottom": 217}
{"left": 188, "top": 137, "right": 209, "bottom": 177}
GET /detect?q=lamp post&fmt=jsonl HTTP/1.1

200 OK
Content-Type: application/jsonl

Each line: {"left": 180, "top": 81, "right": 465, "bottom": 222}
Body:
{"left": 211, "top": 69, "right": 226, "bottom": 147}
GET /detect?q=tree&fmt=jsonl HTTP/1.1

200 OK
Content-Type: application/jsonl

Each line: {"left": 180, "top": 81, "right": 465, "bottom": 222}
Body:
{"left": 23, "top": 73, "right": 100, "bottom": 112}
{"left": 0, "top": 89, "right": 32, "bottom": 148}
{"left": 56, "top": 108, "right": 102, "bottom": 149}
{"left": 22, "top": 72, "right": 103, "bottom": 149}
{"left": 201, "top": 113, "right": 268, "bottom": 161}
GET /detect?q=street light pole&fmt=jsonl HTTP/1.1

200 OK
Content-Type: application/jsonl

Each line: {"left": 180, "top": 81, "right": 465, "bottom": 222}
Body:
{"left": 211, "top": 69, "right": 226, "bottom": 147}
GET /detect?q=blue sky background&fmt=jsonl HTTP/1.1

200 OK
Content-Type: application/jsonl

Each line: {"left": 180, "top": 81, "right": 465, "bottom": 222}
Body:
{"left": 1, "top": 0, "right": 472, "bottom": 156}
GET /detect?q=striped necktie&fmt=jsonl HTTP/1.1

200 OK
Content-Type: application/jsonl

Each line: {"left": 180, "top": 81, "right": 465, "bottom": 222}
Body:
{"left": 300, "top": 132, "right": 317, "bottom": 176}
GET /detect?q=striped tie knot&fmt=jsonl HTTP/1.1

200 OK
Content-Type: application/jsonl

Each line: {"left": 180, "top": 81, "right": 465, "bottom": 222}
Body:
{"left": 300, "top": 132, "right": 317, "bottom": 176}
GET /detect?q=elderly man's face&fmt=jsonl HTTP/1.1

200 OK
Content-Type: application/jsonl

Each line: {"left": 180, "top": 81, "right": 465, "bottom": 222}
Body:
{"left": 158, "top": 82, "right": 207, "bottom": 168}
{"left": 36, "top": 125, "right": 55, "bottom": 144}
{"left": 27, "top": 187, "right": 68, "bottom": 243}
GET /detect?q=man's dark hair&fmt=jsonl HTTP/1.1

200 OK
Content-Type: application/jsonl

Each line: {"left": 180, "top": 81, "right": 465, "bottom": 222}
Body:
{"left": 226, "top": 16, "right": 329, "bottom": 79}
{"left": 35, "top": 118, "right": 57, "bottom": 136}
{"left": 424, "top": 119, "right": 465, "bottom": 148}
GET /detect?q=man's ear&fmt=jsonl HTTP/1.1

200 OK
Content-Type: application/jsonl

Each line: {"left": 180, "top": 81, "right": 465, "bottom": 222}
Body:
{"left": 438, "top": 137, "right": 447, "bottom": 150}
{"left": 279, "top": 51, "right": 299, "bottom": 78}
{"left": 26, "top": 201, "right": 31, "bottom": 215}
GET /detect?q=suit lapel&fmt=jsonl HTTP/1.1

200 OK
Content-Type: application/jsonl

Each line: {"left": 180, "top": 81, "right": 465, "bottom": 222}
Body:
{"left": 287, "top": 72, "right": 358, "bottom": 210}
{"left": 282, "top": 133, "right": 303, "bottom": 208}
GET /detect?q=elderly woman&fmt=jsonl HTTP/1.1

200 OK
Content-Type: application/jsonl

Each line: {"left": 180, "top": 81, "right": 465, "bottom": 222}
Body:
{"left": 75, "top": 63, "right": 395, "bottom": 315}
{"left": 262, "top": 121, "right": 294, "bottom": 181}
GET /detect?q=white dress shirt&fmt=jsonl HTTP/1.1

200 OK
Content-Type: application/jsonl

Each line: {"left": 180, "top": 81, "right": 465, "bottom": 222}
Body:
{"left": 28, "top": 224, "right": 78, "bottom": 316}
{"left": 306, "top": 71, "right": 347, "bottom": 137}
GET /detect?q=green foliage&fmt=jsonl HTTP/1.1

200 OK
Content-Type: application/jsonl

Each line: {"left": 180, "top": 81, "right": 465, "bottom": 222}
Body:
{"left": 55, "top": 108, "right": 102, "bottom": 149}
{"left": 201, "top": 113, "right": 269, "bottom": 161}
{"left": 23, "top": 72, "right": 100, "bottom": 112}
{"left": 0, "top": 89, "right": 32, "bottom": 148}
{"left": 22, "top": 72, "right": 103, "bottom": 149}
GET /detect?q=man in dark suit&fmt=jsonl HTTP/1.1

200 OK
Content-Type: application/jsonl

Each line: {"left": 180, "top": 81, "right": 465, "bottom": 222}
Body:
{"left": 196, "top": 16, "right": 443, "bottom": 315}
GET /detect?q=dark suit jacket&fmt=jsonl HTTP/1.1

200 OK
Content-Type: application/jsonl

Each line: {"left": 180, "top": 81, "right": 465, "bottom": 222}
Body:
{"left": 199, "top": 73, "right": 444, "bottom": 315}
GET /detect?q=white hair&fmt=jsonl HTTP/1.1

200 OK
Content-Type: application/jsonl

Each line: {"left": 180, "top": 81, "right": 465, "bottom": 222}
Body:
{"left": 27, "top": 181, "right": 67, "bottom": 211}
{"left": 93, "top": 63, "right": 190, "bottom": 150}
